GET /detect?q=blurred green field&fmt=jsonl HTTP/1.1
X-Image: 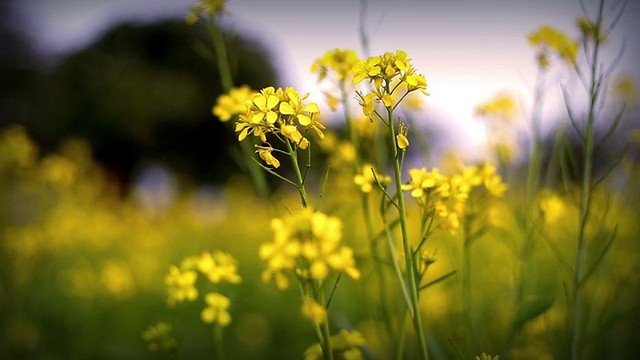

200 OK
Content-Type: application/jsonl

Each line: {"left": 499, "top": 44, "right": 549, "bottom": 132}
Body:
{"left": 0, "top": 121, "right": 638, "bottom": 359}
{"left": 2, "top": 1, "right": 640, "bottom": 359}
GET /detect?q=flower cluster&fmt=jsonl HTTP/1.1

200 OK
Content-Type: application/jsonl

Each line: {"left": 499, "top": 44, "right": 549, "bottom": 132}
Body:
{"left": 304, "top": 329, "right": 366, "bottom": 360}
{"left": 234, "top": 86, "right": 325, "bottom": 167}
{"left": 354, "top": 163, "right": 390, "bottom": 193}
{"left": 165, "top": 250, "right": 241, "bottom": 327}
{"left": 474, "top": 93, "right": 517, "bottom": 123}
{"left": 142, "top": 322, "right": 177, "bottom": 352}
{"left": 259, "top": 209, "right": 360, "bottom": 290}
{"left": 538, "top": 191, "right": 567, "bottom": 224}
{"left": 353, "top": 50, "right": 428, "bottom": 119}
{"left": 528, "top": 26, "right": 578, "bottom": 68}
{"left": 186, "top": 0, "right": 227, "bottom": 24}
{"left": 212, "top": 85, "right": 255, "bottom": 122}
{"left": 311, "top": 49, "right": 361, "bottom": 110}
{"left": 201, "top": 292, "right": 232, "bottom": 326}
{"left": 312, "top": 49, "right": 361, "bottom": 82}
{"left": 401, "top": 165, "right": 506, "bottom": 234}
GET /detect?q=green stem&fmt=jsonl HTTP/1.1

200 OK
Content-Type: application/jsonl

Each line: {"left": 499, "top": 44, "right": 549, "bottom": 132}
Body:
{"left": 387, "top": 106, "right": 429, "bottom": 360}
{"left": 285, "top": 140, "right": 309, "bottom": 208}
{"left": 571, "top": 2, "right": 604, "bottom": 359}
{"left": 314, "top": 280, "right": 334, "bottom": 360}
{"left": 342, "top": 80, "right": 394, "bottom": 349}
{"left": 213, "top": 324, "right": 225, "bottom": 360}
{"left": 207, "top": 18, "right": 270, "bottom": 199}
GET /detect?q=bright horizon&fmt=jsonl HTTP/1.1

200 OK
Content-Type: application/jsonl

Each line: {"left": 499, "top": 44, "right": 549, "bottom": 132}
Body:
{"left": 18, "top": 0, "right": 640, "bottom": 163}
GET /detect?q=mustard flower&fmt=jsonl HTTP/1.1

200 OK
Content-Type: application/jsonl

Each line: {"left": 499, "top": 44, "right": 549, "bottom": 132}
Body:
{"left": 236, "top": 86, "right": 324, "bottom": 147}
{"left": 196, "top": 251, "right": 242, "bottom": 284}
{"left": 165, "top": 266, "right": 198, "bottom": 305}
{"left": 304, "top": 329, "right": 366, "bottom": 360}
{"left": 353, "top": 50, "right": 428, "bottom": 120}
{"left": 353, "top": 164, "right": 390, "bottom": 193}
{"left": 397, "top": 123, "right": 410, "bottom": 149}
{"left": 142, "top": 322, "right": 177, "bottom": 352}
{"left": 259, "top": 209, "right": 360, "bottom": 290}
{"left": 528, "top": 26, "right": 578, "bottom": 68}
{"left": 186, "top": 0, "right": 227, "bottom": 24}
{"left": 301, "top": 298, "right": 327, "bottom": 324}
{"left": 474, "top": 93, "right": 518, "bottom": 123}
{"left": 577, "top": 16, "right": 607, "bottom": 43}
{"left": 480, "top": 164, "right": 506, "bottom": 197}
{"left": 311, "top": 48, "right": 361, "bottom": 82}
{"left": 539, "top": 191, "right": 567, "bottom": 224}
{"left": 255, "top": 145, "right": 281, "bottom": 168}
{"left": 212, "top": 85, "right": 255, "bottom": 122}
{"left": 200, "top": 292, "right": 232, "bottom": 327}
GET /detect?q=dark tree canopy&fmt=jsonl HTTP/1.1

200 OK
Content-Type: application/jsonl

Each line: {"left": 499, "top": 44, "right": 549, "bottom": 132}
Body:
{"left": 1, "top": 18, "right": 280, "bottom": 188}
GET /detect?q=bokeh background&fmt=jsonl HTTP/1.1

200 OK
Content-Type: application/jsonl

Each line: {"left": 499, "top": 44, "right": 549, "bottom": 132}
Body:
{"left": 1, "top": 0, "right": 639, "bottom": 359}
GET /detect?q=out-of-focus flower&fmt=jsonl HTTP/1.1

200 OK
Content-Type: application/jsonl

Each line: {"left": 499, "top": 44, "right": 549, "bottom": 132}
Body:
{"left": 304, "top": 329, "right": 366, "bottom": 360}
{"left": 186, "top": 0, "right": 227, "bottom": 24}
{"left": 354, "top": 164, "right": 390, "bottom": 193}
{"left": 301, "top": 298, "right": 327, "bottom": 324}
{"left": 143, "top": 322, "right": 177, "bottom": 352}
{"left": 539, "top": 191, "right": 566, "bottom": 224}
{"left": 165, "top": 266, "right": 198, "bottom": 306}
{"left": 475, "top": 353, "right": 499, "bottom": 360}
{"left": 312, "top": 49, "right": 361, "bottom": 82}
{"left": 201, "top": 292, "right": 232, "bottom": 326}
{"left": 213, "top": 85, "right": 255, "bottom": 122}
{"left": 528, "top": 26, "right": 578, "bottom": 68}
{"left": 474, "top": 93, "right": 518, "bottom": 123}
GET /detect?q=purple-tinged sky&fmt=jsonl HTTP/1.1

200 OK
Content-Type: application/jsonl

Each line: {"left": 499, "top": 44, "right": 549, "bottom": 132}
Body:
{"left": 17, "top": 0, "right": 640, "bottom": 162}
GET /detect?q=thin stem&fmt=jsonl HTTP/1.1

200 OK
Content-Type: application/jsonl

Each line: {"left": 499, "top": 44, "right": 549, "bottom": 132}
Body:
{"left": 213, "top": 324, "right": 225, "bottom": 360}
{"left": 206, "top": 18, "right": 270, "bottom": 199}
{"left": 571, "top": 1, "right": 605, "bottom": 359}
{"left": 387, "top": 105, "right": 429, "bottom": 360}
{"left": 284, "top": 140, "right": 309, "bottom": 208}
{"left": 313, "top": 281, "right": 335, "bottom": 360}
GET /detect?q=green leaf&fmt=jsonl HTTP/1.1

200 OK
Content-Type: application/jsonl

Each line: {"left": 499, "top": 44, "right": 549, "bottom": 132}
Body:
{"left": 514, "top": 294, "right": 556, "bottom": 330}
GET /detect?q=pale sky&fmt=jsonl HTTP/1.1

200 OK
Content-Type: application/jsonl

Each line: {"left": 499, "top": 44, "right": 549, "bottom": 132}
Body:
{"left": 18, "top": 0, "right": 640, "bottom": 162}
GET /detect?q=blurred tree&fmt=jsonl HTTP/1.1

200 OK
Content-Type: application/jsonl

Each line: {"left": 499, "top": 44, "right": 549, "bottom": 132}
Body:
{"left": 2, "top": 18, "right": 279, "bottom": 189}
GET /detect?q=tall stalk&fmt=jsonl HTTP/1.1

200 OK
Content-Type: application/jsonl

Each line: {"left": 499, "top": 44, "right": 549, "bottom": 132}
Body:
{"left": 386, "top": 105, "right": 430, "bottom": 360}
{"left": 571, "top": 1, "right": 604, "bottom": 358}
{"left": 206, "top": 18, "right": 270, "bottom": 199}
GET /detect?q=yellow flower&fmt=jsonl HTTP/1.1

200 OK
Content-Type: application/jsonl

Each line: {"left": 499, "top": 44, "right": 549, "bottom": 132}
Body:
{"left": 528, "top": 26, "right": 578, "bottom": 68}
{"left": 301, "top": 298, "right": 327, "bottom": 324}
{"left": 212, "top": 85, "right": 254, "bottom": 122}
{"left": 396, "top": 123, "right": 409, "bottom": 149}
{"left": 196, "top": 251, "right": 242, "bottom": 284}
{"left": 304, "top": 329, "right": 366, "bottom": 360}
{"left": 260, "top": 210, "right": 360, "bottom": 289}
{"left": 353, "top": 50, "right": 429, "bottom": 117}
{"left": 311, "top": 48, "right": 361, "bottom": 82}
{"left": 255, "top": 145, "right": 281, "bottom": 168}
{"left": 186, "top": 0, "right": 227, "bottom": 24}
{"left": 235, "top": 86, "right": 323, "bottom": 148}
{"left": 165, "top": 266, "right": 198, "bottom": 306}
{"left": 142, "top": 322, "right": 177, "bottom": 352}
{"left": 474, "top": 93, "right": 517, "bottom": 123}
{"left": 354, "top": 164, "right": 390, "bottom": 193}
{"left": 539, "top": 191, "right": 566, "bottom": 224}
{"left": 200, "top": 292, "right": 232, "bottom": 327}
